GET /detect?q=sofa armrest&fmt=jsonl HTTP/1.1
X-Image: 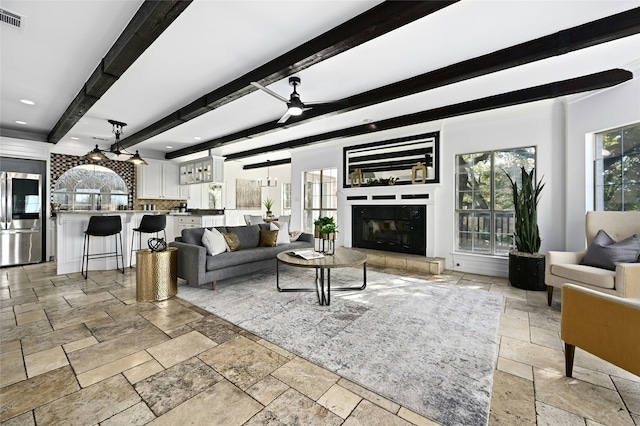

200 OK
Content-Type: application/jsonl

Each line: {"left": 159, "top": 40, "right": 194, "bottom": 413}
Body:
{"left": 169, "top": 241, "right": 207, "bottom": 285}
{"left": 298, "top": 232, "right": 313, "bottom": 244}
{"left": 545, "top": 250, "right": 586, "bottom": 275}
{"left": 615, "top": 263, "right": 640, "bottom": 298}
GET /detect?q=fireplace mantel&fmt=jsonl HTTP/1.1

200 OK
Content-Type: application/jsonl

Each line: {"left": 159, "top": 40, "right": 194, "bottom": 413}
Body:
{"left": 341, "top": 185, "right": 437, "bottom": 257}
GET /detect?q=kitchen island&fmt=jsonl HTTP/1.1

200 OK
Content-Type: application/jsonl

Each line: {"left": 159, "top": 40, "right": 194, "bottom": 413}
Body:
{"left": 55, "top": 210, "right": 167, "bottom": 275}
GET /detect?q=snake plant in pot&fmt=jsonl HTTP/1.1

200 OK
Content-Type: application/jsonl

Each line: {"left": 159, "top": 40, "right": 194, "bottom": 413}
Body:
{"left": 505, "top": 167, "right": 546, "bottom": 291}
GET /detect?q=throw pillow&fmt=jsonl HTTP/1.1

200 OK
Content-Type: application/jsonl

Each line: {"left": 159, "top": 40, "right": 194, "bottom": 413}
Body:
{"left": 259, "top": 229, "right": 279, "bottom": 247}
{"left": 289, "top": 231, "right": 303, "bottom": 242}
{"left": 581, "top": 229, "right": 640, "bottom": 270}
{"left": 270, "top": 221, "right": 291, "bottom": 245}
{"left": 222, "top": 232, "right": 241, "bottom": 251}
{"left": 201, "top": 228, "right": 227, "bottom": 256}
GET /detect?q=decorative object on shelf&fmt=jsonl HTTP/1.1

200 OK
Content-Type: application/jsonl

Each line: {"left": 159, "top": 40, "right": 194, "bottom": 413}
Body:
{"left": 506, "top": 167, "right": 546, "bottom": 291}
{"left": 259, "top": 160, "right": 278, "bottom": 187}
{"left": 85, "top": 120, "right": 147, "bottom": 165}
{"left": 262, "top": 197, "right": 275, "bottom": 217}
{"left": 148, "top": 237, "right": 167, "bottom": 252}
{"left": 344, "top": 132, "right": 439, "bottom": 187}
{"left": 350, "top": 169, "right": 363, "bottom": 187}
{"left": 411, "top": 162, "right": 427, "bottom": 184}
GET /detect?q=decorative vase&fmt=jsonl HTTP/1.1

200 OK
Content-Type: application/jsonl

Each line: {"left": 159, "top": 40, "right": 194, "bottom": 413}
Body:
{"left": 266, "top": 210, "right": 272, "bottom": 217}
{"left": 322, "top": 233, "right": 335, "bottom": 255}
{"left": 508, "top": 251, "right": 546, "bottom": 291}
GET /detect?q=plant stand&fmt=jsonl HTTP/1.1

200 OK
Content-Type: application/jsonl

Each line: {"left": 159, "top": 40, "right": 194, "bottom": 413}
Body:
{"left": 508, "top": 251, "right": 546, "bottom": 291}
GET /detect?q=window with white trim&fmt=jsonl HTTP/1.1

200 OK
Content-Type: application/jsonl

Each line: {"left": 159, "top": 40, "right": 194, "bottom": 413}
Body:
{"left": 456, "top": 147, "right": 536, "bottom": 255}
{"left": 303, "top": 168, "right": 337, "bottom": 234}
{"left": 594, "top": 123, "right": 640, "bottom": 211}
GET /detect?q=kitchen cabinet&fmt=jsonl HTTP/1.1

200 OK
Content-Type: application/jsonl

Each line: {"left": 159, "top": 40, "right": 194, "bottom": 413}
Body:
{"left": 175, "top": 215, "right": 225, "bottom": 233}
{"left": 138, "top": 161, "right": 182, "bottom": 199}
{"left": 179, "top": 156, "right": 224, "bottom": 185}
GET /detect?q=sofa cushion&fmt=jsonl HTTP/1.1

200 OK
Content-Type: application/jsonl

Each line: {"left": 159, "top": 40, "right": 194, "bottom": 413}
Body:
{"left": 182, "top": 228, "right": 205, "bottom": 246}
{"left": 202, "top": 228, "right": 226, "bottom": 256}
{"left": 222, "top": 232, "right": 241, "bottom": 251}
{"left": 226, "top": 225, "right": 260, "bottom": 248}
{"left": 582, "top": 230, "right": 640, "bottom": 270}
{"left": 259, "top": 229, "right": 279, "bottom": 247}
{"left": 271, "top": 221, "right": 291, "bottom": 245}
{"left": 182, "top": 226, "right": 227, "bottom": 247}
{"left": 550, "top": 263, "right": 615, "bottom": 289}
{"left": 204, "top": 241, "right": 312, "bottom": 272}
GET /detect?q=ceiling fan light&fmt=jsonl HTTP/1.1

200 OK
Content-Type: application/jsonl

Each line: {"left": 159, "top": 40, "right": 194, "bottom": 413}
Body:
{"left": 127, "top": 151, "right": 148, "bottom": 165}
{"left": 288, "top": 105, "right": 303, "bottom": 116}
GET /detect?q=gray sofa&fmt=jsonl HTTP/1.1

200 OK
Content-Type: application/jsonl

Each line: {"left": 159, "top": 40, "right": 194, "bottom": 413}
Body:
{"left": 169, "top": 224, "right": 313, "bottom": 288}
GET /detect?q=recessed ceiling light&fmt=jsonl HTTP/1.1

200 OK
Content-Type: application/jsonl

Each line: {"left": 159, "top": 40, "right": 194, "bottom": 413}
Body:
{"left": 20, "top": 99, "right": 35, "bottom": 105}
{"left": 166, "top": 145, "right": 173, "bottom": 149}
{"left": 15, "top": 120, "right": 27, "bottom": 125}
{"left": 194, "top": 137, "right": 202, "bottom": 140}
{"left": 71, "top": 137, "right": 80, "bottom": 141}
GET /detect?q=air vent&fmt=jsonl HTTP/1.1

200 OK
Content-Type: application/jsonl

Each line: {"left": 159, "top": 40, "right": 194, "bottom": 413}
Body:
{"left": 0, "top": 8, "right": 23, "bottom": 29}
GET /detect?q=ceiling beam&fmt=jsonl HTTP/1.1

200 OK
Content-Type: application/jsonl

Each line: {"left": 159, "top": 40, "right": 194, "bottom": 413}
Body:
{"left": 47, "top": 0, "right": 193, "bottom": 144}
{"left": 242, "top": 158, "right": 292, "bottom": 170}
{"left": 166, "top": 6, "right": 640, "bottom": 159}
{"left": 118, "top": 0, "right": 459, "bottom": 149}
{"left": 223, "top": 69, "right": 632, "bottom": 161}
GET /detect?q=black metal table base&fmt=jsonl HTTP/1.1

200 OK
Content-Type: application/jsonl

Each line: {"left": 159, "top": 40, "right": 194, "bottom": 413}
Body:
{"left": 276, "top": 261, "right": 367, "bottom": 306}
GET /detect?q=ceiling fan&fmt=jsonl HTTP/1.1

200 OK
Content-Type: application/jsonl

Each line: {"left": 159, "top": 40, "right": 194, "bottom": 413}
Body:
{"left": 251, "top": 77, "right": 344, "bottom": 124}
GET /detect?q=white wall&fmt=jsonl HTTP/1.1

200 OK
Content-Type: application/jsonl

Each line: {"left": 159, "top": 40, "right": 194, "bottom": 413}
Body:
{"left": 565, "top": 76, "right": 640, "bottom": 251}
{"left": 286, "top": 73, "right": 640, "bottom": 277}
{"left": 223, "top": 160, "right": 291, "bottom": 226}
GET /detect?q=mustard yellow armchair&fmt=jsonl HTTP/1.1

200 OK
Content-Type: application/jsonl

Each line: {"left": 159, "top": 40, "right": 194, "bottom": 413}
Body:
{"left": 545, "top": 211, "right": 640, "bottom": 306}
{"left": 561, "top": 284, "right": 640, "bottom": 377}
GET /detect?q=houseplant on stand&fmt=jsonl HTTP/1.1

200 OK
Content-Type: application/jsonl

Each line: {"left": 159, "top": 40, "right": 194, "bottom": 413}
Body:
{"left": 506, "top": 167, "right": 546, "bottom": 291}
{"left": 263, "top": 198, "right": 275, "bottom": 218}
{"left": 320, "top": 223, "right": 338, "bottom": 255}
{"left": 313, "top": 216, "right": 335, "bottom": 252}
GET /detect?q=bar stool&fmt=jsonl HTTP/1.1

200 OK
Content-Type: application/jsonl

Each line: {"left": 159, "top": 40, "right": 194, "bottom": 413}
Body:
{"left": 82, "top": 215, "right": 125, "bottom": 279}
{"left": 130, "top": 215, "right": 167, "bottom": 267}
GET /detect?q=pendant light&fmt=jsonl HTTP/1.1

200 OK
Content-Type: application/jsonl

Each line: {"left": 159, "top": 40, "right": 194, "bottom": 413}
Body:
{"left": 84, "top": 120, "right": 147, "bottom": 165}
{"left": 259, "top": 160, "right": 277, "bottom": 187}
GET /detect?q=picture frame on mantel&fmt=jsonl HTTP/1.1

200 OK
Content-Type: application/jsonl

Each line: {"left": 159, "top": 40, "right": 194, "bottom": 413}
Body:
{"left": 343, "top": 132, "right": 440, "bottom": 188}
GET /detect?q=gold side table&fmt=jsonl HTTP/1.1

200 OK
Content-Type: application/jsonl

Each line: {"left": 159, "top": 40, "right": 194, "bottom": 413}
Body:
{"left": 136, "top": 247, "right": 178, "bottom": 302}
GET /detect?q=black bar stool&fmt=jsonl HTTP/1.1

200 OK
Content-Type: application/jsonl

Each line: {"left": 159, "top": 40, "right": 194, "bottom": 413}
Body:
{"left": 130, "top": 214, "right": 167, "bottom": 267}
{"left": 82, "top": 215, "right": 125, "bottom": 279}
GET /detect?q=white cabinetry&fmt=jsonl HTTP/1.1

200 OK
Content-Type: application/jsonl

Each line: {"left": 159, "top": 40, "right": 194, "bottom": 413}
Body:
{"left": 138, "top": 161, "right": 182, "bottom": 199}
{"left": 175, "top": 215, "right": 225, "bottom": 233}
{"left": 179, "top": 156, "right": 224, "bottom": 185}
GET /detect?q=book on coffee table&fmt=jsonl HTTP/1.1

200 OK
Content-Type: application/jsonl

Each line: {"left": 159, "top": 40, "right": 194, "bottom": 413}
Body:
{"left": 288, "top": 250, "right": 324, "bottom": 260}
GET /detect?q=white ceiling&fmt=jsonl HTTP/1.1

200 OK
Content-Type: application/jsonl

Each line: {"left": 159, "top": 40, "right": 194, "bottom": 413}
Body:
{"left": 1, "top": 0, "right": 639, "bottom": 166}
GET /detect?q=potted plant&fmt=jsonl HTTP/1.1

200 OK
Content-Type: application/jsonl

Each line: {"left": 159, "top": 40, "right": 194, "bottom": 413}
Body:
{"left": 263, "top": 198, "right": 274, "bottom": 217}
{"left": 505, "top": 167, "right": 546, "bottom": 291}
{"left": 313, "top": 216, "right": 335, "bottom": 238}
{"left": 320, "top": 223, "right": 339, "bottom": 240}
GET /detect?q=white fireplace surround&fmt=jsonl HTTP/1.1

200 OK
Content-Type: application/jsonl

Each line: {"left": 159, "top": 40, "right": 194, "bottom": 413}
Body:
{"left": 340, "top": 185, "right": 437, "bottom": 258}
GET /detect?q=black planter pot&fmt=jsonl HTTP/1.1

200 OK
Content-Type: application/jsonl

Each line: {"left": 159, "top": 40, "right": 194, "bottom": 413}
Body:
{"left": 508, "top": 251, "right": 546, "bottom": 291}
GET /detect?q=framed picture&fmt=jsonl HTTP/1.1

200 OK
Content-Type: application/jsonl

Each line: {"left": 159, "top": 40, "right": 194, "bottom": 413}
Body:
{"left": 236, "top": 179, "right": 261, "bottom": 209}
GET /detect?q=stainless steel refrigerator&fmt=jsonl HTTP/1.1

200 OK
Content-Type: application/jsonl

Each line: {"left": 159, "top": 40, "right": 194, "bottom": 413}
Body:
{"left": 1, "top": 171, "right": 43, "bottom": 266}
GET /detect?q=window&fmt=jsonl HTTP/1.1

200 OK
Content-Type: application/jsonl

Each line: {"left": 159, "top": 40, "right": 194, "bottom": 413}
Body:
{"left": 595, "top": 123, "right": 640, "bottom": 211}
{"left": 303, "top": 168, "right": 337, "bottom": 234}
{"left": 281, "top": 183, "right": 291, "bottom": 216}
{"left": 456, "top": 147, "right": 536, "bottom": 255}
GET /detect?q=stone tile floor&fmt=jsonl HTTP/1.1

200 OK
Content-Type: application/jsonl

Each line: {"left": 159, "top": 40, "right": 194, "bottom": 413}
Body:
{"left": 1, "top": 262, "right": 638, "bottom": 425}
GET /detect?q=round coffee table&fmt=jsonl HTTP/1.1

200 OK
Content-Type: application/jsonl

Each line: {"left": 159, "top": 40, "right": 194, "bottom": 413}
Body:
{"left": 276, "top": 247, "right": 367, "bottom": 305}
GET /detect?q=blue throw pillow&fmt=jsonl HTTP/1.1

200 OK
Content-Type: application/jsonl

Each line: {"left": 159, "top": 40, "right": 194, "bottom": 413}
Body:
{"left": 581, "top": 229, "right": 640, "bottom": 270}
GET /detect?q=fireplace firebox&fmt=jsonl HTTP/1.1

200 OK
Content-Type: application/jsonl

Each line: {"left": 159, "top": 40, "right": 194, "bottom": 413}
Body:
{"left": 352, "top": 205, "right": 426, "bottom": 255}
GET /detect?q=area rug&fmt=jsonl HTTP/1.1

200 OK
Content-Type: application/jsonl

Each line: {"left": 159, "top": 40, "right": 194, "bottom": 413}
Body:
{"left": 177, "top": 266, "right": 503, "bottom": 425}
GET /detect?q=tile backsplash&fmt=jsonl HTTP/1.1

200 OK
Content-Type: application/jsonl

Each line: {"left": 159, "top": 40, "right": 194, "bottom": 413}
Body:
{"left": 135, "top": 199, "right": 186, "bottom": 211}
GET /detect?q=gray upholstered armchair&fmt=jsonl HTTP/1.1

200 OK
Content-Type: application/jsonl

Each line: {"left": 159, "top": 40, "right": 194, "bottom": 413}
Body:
{"left": 545, "top": 211, "right": 640, "bottom": 306}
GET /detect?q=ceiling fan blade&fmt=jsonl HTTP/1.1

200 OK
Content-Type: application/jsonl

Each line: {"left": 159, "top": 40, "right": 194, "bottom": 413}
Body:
{"left": 250, "top": 82, "right": 288, "bottom": 103}
{"left": 305, "top": 99, "right": 349, "bottom": 108}
{"left": 277, "top": 111, "right": 292, "bottom": 124}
